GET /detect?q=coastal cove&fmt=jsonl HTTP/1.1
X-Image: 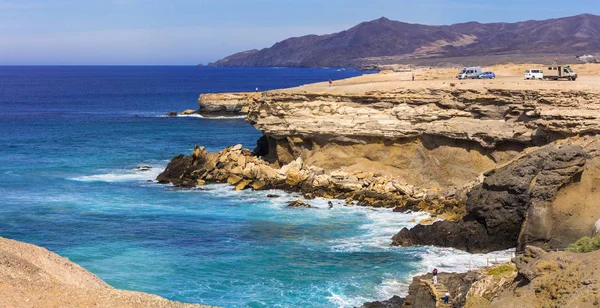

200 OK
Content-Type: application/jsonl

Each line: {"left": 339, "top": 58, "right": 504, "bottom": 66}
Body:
{"left": 0, "top": 66, "right": 511, "bottom": 307}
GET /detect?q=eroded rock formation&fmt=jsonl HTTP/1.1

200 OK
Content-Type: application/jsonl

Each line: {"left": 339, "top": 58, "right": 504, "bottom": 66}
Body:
{"left": 156, "top": 144, "right": 459, "bottom": 211}
{"left": 163, "top": 82, "right": 600, "bottom": 253}
{"left": 392, "top": 143, "right": 588, "bottom": 252}
{"left": 197, "top": 92, "right": 259, "bottom": 116}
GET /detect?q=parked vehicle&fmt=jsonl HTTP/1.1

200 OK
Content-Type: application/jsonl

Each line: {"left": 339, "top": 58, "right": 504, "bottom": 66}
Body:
{"left": 457, "top": 67, "right": 483, "bottom": 79}
{"left": 524, "top": 69, "right": 543, "bottom": 80}
{"left": 477, "top": 72, "right": 496, "bottom": 79}
{"left": 543, "top": 65, "right": 577, "bottom": 81}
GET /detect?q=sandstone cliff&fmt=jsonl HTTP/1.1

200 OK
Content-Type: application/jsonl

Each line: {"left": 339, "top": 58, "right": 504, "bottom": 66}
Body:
{"left": 197, "top": 92, "right": 259, "bottom": 116}
{"left": 162, "top": 75, "right": 600, "bottom": 253}
{"left": 0, "top": 237, "right": 211, "bottom": 308}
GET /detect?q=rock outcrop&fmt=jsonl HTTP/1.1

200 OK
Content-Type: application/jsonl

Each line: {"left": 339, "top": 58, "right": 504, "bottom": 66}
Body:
{"left": 371, "top": 246, "right": 600, "bottom": 308}
{"left": 392, "top": 143, "right": 588, "bottom": 252}
{"left": 197, "top": 92, "right": 260, "bottom": 117}
{"left": 492, "top": 246, "right": 600, "bottom": 308}
{"left": 0, "top": 237, "right": 211, "bottom": 308}
{"left": 156, "top": 144, "right": 458, "bottom": 211}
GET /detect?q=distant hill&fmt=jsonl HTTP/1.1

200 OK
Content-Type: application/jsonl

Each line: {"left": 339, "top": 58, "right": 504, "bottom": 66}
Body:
{"left": 209, "top": 14, "right": 600, "bottom": 68}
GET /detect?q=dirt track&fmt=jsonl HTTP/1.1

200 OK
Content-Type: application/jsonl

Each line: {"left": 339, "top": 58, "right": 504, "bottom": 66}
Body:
{"left": 280, "top": 63, "right": 600, "bottom": 95}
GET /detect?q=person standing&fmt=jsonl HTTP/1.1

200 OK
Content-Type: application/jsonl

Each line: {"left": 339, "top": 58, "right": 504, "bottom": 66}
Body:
{"left": 432, "top": 268, "right": 438, "bottom": 285}
{"left": 412, "top": 74, "right": 415, "bottom": 81}
{"left": 444, "top": 292, "right": 450, "bottom": 304}
{"left": 328, "top": 79, "right": 332, "bottom": 87}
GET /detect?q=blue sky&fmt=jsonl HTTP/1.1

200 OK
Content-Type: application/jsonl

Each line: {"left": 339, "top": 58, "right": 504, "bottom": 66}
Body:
{"left": 1, "top": 0, "right": 599, "bottom": 65}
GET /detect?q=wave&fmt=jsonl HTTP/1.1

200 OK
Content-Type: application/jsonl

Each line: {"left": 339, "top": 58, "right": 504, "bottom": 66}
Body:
{"left": 168, "top": 184, "right": 515, "bottom": 307}
{"left": 155, "top": 114, "right": 246, "bottom": 119}
{"left": 70, "top": 164, "right": 164, "bottom": 183}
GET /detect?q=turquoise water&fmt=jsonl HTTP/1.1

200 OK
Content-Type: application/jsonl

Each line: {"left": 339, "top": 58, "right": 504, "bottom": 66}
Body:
{"left": 0, "top": 66, "right": 510, "bottom": 307}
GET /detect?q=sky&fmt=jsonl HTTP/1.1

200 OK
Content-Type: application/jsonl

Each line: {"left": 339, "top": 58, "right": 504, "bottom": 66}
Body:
{"left": 1, "top": 0, "right": 599, "bottom": 65}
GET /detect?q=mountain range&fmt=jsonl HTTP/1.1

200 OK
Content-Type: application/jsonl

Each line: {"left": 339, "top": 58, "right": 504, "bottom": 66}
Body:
{"left": 209, "top": 14, "right": 600, "bottom": 68}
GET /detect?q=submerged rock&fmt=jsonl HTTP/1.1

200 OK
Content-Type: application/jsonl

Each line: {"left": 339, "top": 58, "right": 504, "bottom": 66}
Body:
{"left": 133, "top": 165, "right": 152, "bottom": 171}
{"left": 287, "top": 200, "right": 311, "bottom": 208}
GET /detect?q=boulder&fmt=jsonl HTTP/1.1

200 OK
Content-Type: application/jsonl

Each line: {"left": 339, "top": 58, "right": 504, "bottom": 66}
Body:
{"left": 251, "top": 181, "right": 267, "bottom": 190}
{"left": 285, "top": 167, "right": 304, "bottom": 186}
{"left": 287, "top": 200, "right": 311, "bottom": 208}
{"left": 231, "top": 144, "right": 243, "bottom": 151}
{"left": 312, "top": 174, "right": 330, "bottom": 187}
{"left": 235, "top": 179, "right": 252, "bottom": 191}
{"left": 227, "top": 175, "right": 243, "bottom": 185}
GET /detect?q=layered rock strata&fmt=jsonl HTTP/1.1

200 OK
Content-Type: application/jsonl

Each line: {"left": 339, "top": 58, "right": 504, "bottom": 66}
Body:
{"left": 163, "top": 83, "right": 600, "bottom": 252}
{"left": 197, "top": 92, "right": 259, "bottom": 116}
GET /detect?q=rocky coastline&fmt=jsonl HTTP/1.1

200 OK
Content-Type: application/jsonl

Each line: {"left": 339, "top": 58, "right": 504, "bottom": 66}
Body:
{"left": 158, "top": 71, "right": 600, "bottom": 306}
{"left": 363, "top": 245, "right": 600, "bottom": 307}
{"left": 159, "top": 75, "right": 600, "bottom": 252}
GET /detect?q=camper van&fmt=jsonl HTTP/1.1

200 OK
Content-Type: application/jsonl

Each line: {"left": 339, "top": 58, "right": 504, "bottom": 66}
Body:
{"left": 524, "top": 69, "right": 543, "bottom": 80}
{"left": 543, "top": 65, "right": 577, "bottom": 81}
{"left": 457, "top": 67, "right": 483, "bottom": 79}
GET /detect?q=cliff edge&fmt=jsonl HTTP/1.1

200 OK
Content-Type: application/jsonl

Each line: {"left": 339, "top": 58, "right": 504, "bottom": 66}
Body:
{"left": 165, "top": 71, "right": 600, "bottom": 253}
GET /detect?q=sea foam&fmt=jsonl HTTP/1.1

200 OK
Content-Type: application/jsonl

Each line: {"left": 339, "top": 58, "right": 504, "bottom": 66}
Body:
{"left": 70, "top": 164, "right": 164, "bottom": 183}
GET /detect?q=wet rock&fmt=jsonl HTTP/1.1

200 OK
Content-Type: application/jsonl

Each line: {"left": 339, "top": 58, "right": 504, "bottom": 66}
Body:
{"left": 235, "top": 179, "right": 252, "bottom": 191}
{"left": 156, "top": 154, "right": 197, "bottom": 187}
{"left": 266, "top": 194, "right": 280, "bottom": 198}
{"left": 179, "top": 109, "right": 198, "bottom": 115}
{"left": 165, "top": 111, "right": 178, "bottom": 117}
{"left": 227, "top": 175, "right": 244, "bottom": 185}
{"left": 360, "top": 295, "right": 404, "bottom": 308}
{"left": 133, "top": 165, "right": 152, "bottom": 171}
{"left": 287, "top": 200, "right": 311, "bottom": 208}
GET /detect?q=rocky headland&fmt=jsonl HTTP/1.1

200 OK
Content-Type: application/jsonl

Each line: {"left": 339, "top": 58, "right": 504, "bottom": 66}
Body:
{"left": 0, "top": 237, "right": 212, "bottom": 308}
{"left": 160, "top": 71, "right": 600, "bottom": 255}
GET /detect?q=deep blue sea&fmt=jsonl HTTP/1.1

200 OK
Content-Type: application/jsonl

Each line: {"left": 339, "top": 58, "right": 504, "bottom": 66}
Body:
{"left": 0, "top": 66, "right": 510, "bottom": 307}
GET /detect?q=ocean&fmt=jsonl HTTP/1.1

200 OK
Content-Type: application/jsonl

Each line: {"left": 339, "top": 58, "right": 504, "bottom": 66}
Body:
{"left": 0, "top": 66, "right": 510, "bottom": 307}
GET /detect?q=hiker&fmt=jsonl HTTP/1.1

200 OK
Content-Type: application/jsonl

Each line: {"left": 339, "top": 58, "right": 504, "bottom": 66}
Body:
{"left": 328, "top": 79, "right": 332, "bottom": 87}
{"left": 432, "top": 268, "right": 438, "bottom": 285}
{"left": 328, "top": 201, "right": 333, "bottom": 209}
{"left": 444, "top": 292, "right": 450, "bottom": 304}
{"left": 412, "top": 74, "right": 415, "bottom": 81}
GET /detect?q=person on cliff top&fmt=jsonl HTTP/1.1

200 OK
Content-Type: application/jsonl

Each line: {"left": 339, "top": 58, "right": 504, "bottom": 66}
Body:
{"left": 328, "top": 79, "right": 332, "bottom": 87}
{"left": 444, "top": 292, "right": 450, "bottom": 304}
{"left": 432, "top": 268, "right": 438, "bottom": 285}
{"left": 412, "top": 74, "right": 415, "bottom": 81}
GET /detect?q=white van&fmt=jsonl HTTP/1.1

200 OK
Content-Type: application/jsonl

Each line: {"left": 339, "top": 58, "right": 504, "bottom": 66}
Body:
{"left": 457, "top": 67, "right": 483, "bottom": 79}
{"left": 524, "top": 69, "right": 543, "bottom": 80}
